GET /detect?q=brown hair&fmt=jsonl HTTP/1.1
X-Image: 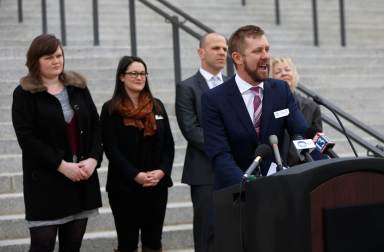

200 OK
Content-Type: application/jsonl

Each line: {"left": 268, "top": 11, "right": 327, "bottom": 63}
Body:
{"left": 228, "top": 25, "right": 265, "bottom": 56}
{"left": 25, "top": 34, "right": 65, "bottom": 83}
{"left": 109, "top": 56, "right": 161, "bottom": 114}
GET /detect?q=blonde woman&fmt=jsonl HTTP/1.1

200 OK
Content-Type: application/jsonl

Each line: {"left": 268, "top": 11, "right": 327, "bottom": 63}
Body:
{"left": 272, "top": 57, "right": 322, "bottom": 165}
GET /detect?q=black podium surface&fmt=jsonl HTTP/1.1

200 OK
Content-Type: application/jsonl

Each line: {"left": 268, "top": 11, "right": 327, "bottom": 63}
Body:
{"left": 213, "top": 157, "right": 384, "bottom": 252}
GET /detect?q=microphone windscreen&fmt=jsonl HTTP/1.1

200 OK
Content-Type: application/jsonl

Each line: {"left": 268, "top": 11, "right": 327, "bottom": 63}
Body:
{"left": 255, "top": 144, "right": 273, "bottom": 159}
{"left": 269, "top": 134, "right": 278, "bottom": 145}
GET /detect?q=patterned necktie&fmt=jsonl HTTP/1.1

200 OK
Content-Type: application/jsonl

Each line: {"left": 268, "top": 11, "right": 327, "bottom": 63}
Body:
{"left": 251, "top": 86, "right": 262, "bottom": 137}
{"left": 210, "top": 76, "right": 220, "bottom": 88}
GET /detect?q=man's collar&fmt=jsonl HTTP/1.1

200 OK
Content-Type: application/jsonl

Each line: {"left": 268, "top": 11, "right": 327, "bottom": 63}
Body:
{"left": 199, "top": 67, "right": 223, "bottom": 83}
{"left": 235, "top": 74, "right": 264, "bottom": 94}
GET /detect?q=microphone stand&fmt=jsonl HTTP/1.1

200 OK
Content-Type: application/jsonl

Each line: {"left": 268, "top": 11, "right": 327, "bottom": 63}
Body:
{"left": 313, "top": 95, "right": 358, "bottom": 157}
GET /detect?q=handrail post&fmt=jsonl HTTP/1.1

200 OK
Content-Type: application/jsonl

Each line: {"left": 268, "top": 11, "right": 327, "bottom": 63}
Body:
{"left": 129, "top": 0, "right": 137, "bottom": 56}
{"left": 17, "top": 0, "right": 23, "bottom": 23}
{"left": 242, "top": 0, "right": 246, "bottom": 6}
{"left": 339, "top": 0, "right": 346, "bottom": 46}
{"left": 312, "top": 0, "right": 319, "bottom": 46}
{"left": 170, "top": 16, "right": 181, "bottom": 84}
{"left": 41, "top": 0, "right": 47, "bottom": 33}
{"left": 274, "top": 0, "right": 280, "bottom": 25}
{"left": 92, "top": 0, "right": 100, "bottom": 46}
{"left": 59, "top": 0, "right": 67, "bottom": 46}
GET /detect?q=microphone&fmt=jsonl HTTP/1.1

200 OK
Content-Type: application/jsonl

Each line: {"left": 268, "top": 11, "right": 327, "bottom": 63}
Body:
{"left": 243, "top": 144, "right": 273, "bottom": 179}
{"left": 292, "top": 135, "right": 315, "bottom": 162}
{"left": 313, "top": 132, "right": 339, "bottom": 158}
{"left": 269, "top": 135, "right": 283, "bottom": 171}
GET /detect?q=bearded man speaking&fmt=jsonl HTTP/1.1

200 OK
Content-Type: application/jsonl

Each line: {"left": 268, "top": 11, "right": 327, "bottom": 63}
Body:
{"left": 201, "top": 25, "right": 308, "bottom": 190}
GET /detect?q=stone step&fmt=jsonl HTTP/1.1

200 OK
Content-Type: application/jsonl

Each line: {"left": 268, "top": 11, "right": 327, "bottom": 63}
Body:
{"left": 0, "top": 201, "right": 192, "bottom": 240}
{"left": 0, "top": 113, "right": 186, "bottom": 137}
{"left": 0, "top": 45, "right": 384, "bottom": 58}
{"left": 0, "top": 224, "right": 193, "bottom": 252}
{"left": 0, "top": 129, "right": 186, "bottom": 152}
{"left": 0, "top": 113, "right": 184, "bottom": 136}
{"left": 2, "top": 54, "right": 384, "bottom": 69}
{"left": 0, "top": 179, "right": 190, "bottom": 214}
{"left": 0, "top": 100, "right": 182, "bottom": 121}
{"left": 2, "top": 78, "right": 384, "bottom": 108}
{"left": 0, "top": 141, "right": 187, "bottom": 170}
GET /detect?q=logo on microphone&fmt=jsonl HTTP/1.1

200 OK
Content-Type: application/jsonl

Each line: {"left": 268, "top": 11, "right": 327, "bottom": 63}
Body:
{"left": 293, "top": 139, "right": 316, "bottom": 150}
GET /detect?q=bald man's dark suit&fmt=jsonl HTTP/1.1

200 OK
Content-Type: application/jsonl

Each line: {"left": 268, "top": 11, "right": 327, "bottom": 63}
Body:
{"left": 176, "top": 71, "right": 227, "bottom": 252}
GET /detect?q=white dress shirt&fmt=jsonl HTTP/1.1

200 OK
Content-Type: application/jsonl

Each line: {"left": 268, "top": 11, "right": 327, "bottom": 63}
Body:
{"left": 199, "top": 68, "right": 224, "bottom": 89}
{"left": 235, "top": 74, "right": 264, "bottom": 124}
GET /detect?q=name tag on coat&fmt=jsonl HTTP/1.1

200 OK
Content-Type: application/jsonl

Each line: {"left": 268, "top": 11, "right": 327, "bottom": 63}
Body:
{"left": 274, "top": 108, "right": 289, "bottom": 119}
{"left": 155, "top": 115, "right": 164, "bottom": 120}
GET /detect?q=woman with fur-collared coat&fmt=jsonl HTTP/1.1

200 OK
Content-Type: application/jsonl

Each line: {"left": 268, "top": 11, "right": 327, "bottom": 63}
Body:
{"left": 12, "top": 34, "right": 102, "bottom": 252}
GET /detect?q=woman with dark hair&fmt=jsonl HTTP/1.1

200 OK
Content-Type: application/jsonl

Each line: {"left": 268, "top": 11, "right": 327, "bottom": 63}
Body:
{"left": 100, "top": 56, "right": 174, "bottom": 252}
{"left": 12, "top": 34, "right": 102, "bottom": 252}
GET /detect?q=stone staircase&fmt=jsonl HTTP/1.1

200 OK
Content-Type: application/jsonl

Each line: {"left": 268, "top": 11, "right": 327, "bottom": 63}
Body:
{"left": 1, "top": 0, "right": 384, "bottom": 251}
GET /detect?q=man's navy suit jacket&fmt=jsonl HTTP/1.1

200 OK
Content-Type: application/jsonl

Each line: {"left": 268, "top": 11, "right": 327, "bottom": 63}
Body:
{"left": 201, "top": 76, "right": 308, "bottom": 190}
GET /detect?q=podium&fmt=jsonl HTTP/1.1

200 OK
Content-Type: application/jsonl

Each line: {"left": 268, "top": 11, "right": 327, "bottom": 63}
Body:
{"left": 213, "top": 157, "right": 384, "bottom": 252}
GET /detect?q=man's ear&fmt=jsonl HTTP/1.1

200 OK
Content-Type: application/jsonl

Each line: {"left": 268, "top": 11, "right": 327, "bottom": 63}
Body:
{"left": 232, "top": 52, "right": 242, "bottom": 66}
{"left": 197, "top": 48, "right": 205, "bottom": 59}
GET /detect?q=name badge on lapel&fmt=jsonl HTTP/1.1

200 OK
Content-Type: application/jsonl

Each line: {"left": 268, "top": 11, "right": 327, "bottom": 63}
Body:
{"left": 155, "top": 115, "right": 164, "bottom": 120}
{"left": 274, "top": 108, "right": 289, "bottom": 119}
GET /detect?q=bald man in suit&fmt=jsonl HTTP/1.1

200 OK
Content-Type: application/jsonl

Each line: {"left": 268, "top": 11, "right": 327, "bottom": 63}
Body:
{"left": 176, "top": 33, "right": 228, "bottom": 252}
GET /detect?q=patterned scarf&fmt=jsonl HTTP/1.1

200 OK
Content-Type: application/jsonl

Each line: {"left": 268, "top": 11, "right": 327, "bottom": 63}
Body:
{"left": 117, "top": 92, "right": 157, "bottom": 136}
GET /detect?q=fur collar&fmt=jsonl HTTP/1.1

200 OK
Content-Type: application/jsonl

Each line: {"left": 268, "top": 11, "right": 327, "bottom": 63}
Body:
{"left": 20, "top": 71, "right": 87, "bottom": 93}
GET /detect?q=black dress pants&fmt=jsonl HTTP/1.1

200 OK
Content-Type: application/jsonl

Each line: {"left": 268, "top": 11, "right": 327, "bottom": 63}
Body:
{"left": 108, "top": 187, "right": 168, "bottom": 252}
{"left": 191, "top": 184, "right": 214, "bottom": 252}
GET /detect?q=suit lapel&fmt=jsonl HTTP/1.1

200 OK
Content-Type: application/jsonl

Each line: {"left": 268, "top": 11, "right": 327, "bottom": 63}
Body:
{"left": 226, "top": 78, "right": 258, "bottom": 140}
{"left": 196, "top": 71, "right": 210, "bottom": 93}
{"left": 260, "top": 80, "right": 274, "bottom": 138}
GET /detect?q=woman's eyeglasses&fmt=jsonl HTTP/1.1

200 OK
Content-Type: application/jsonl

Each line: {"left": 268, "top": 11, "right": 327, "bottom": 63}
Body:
{"left": 124, "top": 72, "right": 148, "bottom": 78}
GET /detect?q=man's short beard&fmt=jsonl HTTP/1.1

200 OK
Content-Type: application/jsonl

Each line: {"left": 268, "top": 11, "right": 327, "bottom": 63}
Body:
{"left": 244, "top": 60, "right": 269, "bottom": 83}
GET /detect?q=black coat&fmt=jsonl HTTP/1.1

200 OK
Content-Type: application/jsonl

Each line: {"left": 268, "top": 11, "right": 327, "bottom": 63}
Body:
{"left": 100, "top": 98, "right": 174, "bottom": 193}
{"left": 12, "top": 71, "right": 103, "bottom": 221}
{"left": 282, "top": 92, "right": 323, "bottom": 166}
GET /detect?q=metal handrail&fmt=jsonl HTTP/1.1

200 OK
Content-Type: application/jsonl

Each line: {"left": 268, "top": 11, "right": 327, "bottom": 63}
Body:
{"left": 59, "top": 0, "right": 67, "bottom": 46}
{"left": 298, "top": 84, "right": 384, "bottom": 143}
{"left": 129, "top": 0, "right": 137, "bottom": 56}
{"left": 240, "top": 0, "right": 346, "bottom": 46}
{"left": 137, "top": 0, "right": 201, "bottom": 39}
{"left": 30, "top": 0, "right": 100, "bottom": 46}
{"left": 41, "top": 0, "right": 47, "bottom": 34}
{"left": 156, "top": 0, "right": 234, "bottom": 76}
{"left": 157, "top": 0, "right": 213, "bottom": 33}
{"left": 135, "top": 0, "right": 201, "bottom": 84}
{"left": 297, "top": 84, "right": 384, "bottom": 156}
{"left": 92, "top": 0, "right": 100, "bottom": 46}
{"left": 17, "top": 0, "right": 23, "bottom": 22}
{"left": 322, "top": 114, "right": 384, "bottom": 157}
{"left": 274, "top": 0, "right": 280, "bottom": 25}
{"left": 312, "top": 0, "right": 319, "bottom": 46}
{"left": 339, "top": 0, "right": 346, "bottom": 46}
